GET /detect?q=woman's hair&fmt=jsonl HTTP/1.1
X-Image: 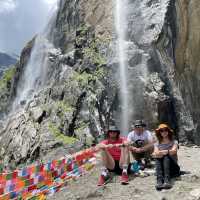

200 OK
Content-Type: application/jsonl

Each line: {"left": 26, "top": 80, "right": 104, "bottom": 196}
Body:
{"left": 106, "top": 130, "right": 120, "bottom": 139}
{"left": 156, "top": 129, "right": 173, "bottom": 143}
{"left": 155, "top": 124, "right": 174, "bottom": 143}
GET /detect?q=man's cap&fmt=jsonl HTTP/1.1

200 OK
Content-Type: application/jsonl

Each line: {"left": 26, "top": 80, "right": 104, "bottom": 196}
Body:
{"left": 107, "top": 125, "right": 120, "bottom": 134}
{"left": 132, "top": 120, "right": 146, "bottom": 128}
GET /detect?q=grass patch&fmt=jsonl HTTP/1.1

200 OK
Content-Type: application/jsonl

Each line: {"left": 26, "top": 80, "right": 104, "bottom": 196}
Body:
{"left": 56, "top": 100, "right": 73, "bottom": 113}
{"left": 76, "top": 121, "right": 88, "bottom": 131}
{"left": 0, "top": 66, "right": 16, "bottom": 90}
{"left": 48, "top": 123, "right": 77, "bottom": 144}
{"left": 73, "top": 67, "right": 106, "bottom": 89}
{"left": 83, "top": 39, "right": 106, "bottom": 67}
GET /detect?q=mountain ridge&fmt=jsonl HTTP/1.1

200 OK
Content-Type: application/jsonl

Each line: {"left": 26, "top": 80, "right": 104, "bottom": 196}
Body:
{"left": 0, "top": 52, "right": 17, "bottom": 78}
{"left": 0, "top": 52, "right": 17, "bottom": 67}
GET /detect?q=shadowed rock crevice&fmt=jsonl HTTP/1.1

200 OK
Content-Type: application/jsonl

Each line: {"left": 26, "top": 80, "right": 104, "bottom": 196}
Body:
{"left": 68, "top": 91, "right": 87, "bottom": 137}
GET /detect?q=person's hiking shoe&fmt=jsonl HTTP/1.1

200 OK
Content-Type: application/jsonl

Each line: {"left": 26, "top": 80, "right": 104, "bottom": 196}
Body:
{"left": 155, "top": 181, "right": 163, "bottom": 190}
{"left": 155, "top": 177, "right": 164, "bottom": 191}
{"left": 163, "top": 181, "right": 172, "bottom": 189}
{"left": 163, "top": 177, "right": 172, "bottom": 189}
{"left": 97, "top": 174, "right": 110, "bottom": 186}
{"left": 120, "top": 172, "right": 129, "bottom": 185}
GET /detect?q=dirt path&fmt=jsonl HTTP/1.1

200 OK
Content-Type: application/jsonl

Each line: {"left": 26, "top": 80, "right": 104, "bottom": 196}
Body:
{"left": 48, "top": 145, "right": 200, "bottom": 200}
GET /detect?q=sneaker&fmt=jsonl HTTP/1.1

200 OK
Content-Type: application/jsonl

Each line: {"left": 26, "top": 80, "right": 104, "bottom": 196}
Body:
{"left": 97, "top": 174, "right": 110, "bottom": 186}
{"left": 121, "top": 172, "right": 129, "bottom": 185}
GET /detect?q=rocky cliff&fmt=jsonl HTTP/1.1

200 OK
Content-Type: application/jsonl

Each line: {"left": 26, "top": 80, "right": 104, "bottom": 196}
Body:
{"left": 174, "top": 0, "right": 200, "bottom": 143}
{"left": 0, "top": 0, "right": 200, "bottom": 168}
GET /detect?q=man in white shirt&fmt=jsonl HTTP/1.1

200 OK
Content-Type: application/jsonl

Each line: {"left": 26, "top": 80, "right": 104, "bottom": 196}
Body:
{"left": 127, "top": 120, "right": 155, "bottom": 168}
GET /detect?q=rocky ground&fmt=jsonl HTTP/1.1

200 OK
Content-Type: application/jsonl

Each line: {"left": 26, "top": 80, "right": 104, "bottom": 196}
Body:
{"left": 48, "top": 145, "right": 200, "bottom": 200}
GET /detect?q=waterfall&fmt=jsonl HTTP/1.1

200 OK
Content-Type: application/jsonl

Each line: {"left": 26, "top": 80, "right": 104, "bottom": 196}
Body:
{"left": 13, "top": 36, "right": 54, "bottom": 110}
{"left": 12, "top": 1, "right": 59, "bottom": 111}
{"left": 115, "top": 0, "right": 129, "bottom": 134}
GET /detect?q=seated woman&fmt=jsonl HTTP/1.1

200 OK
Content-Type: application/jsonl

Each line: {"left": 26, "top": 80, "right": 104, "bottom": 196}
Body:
{"left": 96, "top": 126, "right": 130, "bottom": 186}
{"left": 152, "top": 124, "right": 180, "bottom": 190}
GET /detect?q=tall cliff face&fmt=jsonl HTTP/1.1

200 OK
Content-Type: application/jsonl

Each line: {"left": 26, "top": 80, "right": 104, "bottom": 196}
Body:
{"left": 154, "top": 0, "right": 200, "bottom": 143}
{"left": 0, "top": 0, "right": 200, "bottom": 168}
{"left": 174, "top": 0, "right": 200, "bottom": 143}
{"left": 52, "top": 0, "right": 113, "bottom": 53}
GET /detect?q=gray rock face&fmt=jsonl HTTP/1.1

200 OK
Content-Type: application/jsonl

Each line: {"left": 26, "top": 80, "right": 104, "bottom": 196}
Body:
{"left": 174, "top": 0, "right": 200, "bottom": 143}
{"left": 30, "top": 107, "right": 46, "bottom": 123}
{"left": 0, "top": 0, "right": 200, "bottom": 168}
{"left": 0, "top": 112, "right": 39, "bottom": 168}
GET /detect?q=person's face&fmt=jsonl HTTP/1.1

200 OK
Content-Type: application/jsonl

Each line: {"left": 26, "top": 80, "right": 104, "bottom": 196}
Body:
{"left": 134, "top": 126, "right": 144, "bottom": 134}
{"left": 108, "top": 131, "right": 118, "bottom": 140}
{"left": 159, "top": 128, "right": 169, "bottom": 138}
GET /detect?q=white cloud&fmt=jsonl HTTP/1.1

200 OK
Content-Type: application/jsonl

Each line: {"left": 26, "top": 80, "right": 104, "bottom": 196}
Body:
{"left": 0, "top": 0, "right": 17, "bottom": 14}
{"left": 42, "top": 0, "right": 58, "bottom": 6}
{"left": 0, "top": 0, "right": 59, "bottom": 54}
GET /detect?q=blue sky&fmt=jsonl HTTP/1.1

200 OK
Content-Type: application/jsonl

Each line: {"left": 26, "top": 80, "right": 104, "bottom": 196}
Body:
{"left": 0, "top": 0, "right": 58, "bottom": 55}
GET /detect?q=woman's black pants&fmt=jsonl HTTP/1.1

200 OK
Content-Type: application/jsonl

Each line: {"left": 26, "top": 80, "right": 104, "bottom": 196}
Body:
{"left": 156, "top": 155, "right": 180, "bottom": 182}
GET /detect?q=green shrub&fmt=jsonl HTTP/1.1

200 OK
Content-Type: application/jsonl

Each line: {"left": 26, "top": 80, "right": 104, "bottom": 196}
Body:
{"left": 73, "top": 67, "right": 106, "bottom": 89}
{"left": 48, "top": 123, "right": 77, "bottom": 144}
{"left": 0, "top": 66, "right": 16, "bottom": 90}
{"left": 83, "top": 39, "right": 106, "bottom": 67}
{"left": 56, "top": 101, "right": 73, "bottom": 113}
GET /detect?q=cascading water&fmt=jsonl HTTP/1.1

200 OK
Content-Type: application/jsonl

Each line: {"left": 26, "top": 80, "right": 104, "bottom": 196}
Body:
{"left": 115, "top": 0, "right": 129, "bottom": 134}
{"left": 12, "top": 2, "right": 59, "bottom": 111}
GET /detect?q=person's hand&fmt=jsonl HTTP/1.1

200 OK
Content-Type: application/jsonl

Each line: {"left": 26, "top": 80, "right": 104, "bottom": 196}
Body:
{"left": 116, "top": 141, "right": 130, "bottom": 148}
{"left": 130, "top": 146, "right": 138, "bottom": 152}
{"left": 107, "top": 144, "right": 114, "bottom": 148}
{"left": 122, "top": 141, "right": 129, "bottom": 147}
{"left": 96, "top": 143, "right": 107, "bottom": 151}
{"left": 135, "top": 148, "right": 144, "bottom": 153}
{"left": 160, "top": 150, "right": 168, "bottom": 155}
{"left": 114, "top": 143, "right": 126, "bottom": 148}
{"left": 152, "top": 151, "right": 163, "bottom": 158}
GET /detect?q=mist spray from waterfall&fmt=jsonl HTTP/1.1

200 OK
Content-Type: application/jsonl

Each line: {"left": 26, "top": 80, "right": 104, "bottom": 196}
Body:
{"left": 12, "top": 1, "right": 59, "bottom": 111}
{"left": 115, "top": 0, "right": 129, "bottom": 134}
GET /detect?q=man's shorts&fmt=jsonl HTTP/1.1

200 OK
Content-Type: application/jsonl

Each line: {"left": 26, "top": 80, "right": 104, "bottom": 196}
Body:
{"left": 108, "top": 160, "right": 131, "bottom": 175}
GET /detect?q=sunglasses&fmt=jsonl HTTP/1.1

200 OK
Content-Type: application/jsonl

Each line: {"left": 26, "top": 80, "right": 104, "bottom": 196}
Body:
{"left": 135, "top": 125, "right": 143, "bottom": 128}
{"left": 159, "top": 128, "right": 168, "bottom": 132}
